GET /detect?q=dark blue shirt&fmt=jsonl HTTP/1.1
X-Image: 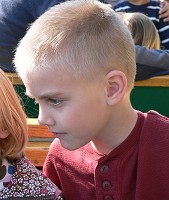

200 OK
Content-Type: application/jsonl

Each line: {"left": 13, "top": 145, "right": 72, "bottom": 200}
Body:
{"left": 114, "top": 1, "right": 169, "bottom": 49}
{"left": 0, "top": 0, "right": 64, "bottom": 72}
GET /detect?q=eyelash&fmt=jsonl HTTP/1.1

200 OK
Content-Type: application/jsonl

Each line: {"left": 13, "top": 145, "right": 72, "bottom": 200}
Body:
{"left": 48, "top": 98, "right": 64, "bottom": 106}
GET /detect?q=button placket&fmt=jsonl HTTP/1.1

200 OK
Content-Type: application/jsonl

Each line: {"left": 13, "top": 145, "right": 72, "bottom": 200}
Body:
{"left": 96, "top": 162, "right": 118, "bottom": 200}
{"left": 102, "top": 180, "right": 112, "bottom": 191}
{"left": 104, "top": 195, "right": 113, "bottom": 200}
{"left": 100, "top": 165, "right": 109, "bottom": 174}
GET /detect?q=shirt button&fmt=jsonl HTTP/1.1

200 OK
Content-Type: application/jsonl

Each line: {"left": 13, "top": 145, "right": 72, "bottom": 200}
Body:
{"left": 102, "top": 180, "right": 112, "bottom": 191}
{"left": 100, "top": 165, "right": 109, "bottom": 173}
{"left": 104, "top": 195, "right": 113, "bottom": 200}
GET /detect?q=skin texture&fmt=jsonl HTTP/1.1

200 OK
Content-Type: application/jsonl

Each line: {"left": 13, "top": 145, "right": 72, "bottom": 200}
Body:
{"left": 22, "top": 68, "right": 137, "bottom": 155}
{"left": 159, "top": 1, "right": 169, "bottom": 22}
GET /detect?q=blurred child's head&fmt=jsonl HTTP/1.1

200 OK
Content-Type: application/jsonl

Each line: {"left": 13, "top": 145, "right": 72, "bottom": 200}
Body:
{"left": 14, "top": 0, "right": 136, "bottom": 90}
{"left": 0, "top": 69, "right": 27, "bottom": 160}
{"left": 118, "top": 12, "right": 160, "bottom": 49}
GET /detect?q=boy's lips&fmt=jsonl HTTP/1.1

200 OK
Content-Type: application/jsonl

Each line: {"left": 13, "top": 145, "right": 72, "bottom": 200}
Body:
{"left": 52, "top": 132, "right": 66, "bottom": 139}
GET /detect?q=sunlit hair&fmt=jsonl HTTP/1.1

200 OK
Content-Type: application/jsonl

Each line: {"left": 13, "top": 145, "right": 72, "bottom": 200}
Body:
{"left": 14, "top": 0, "right": 136, "bottom": 90}
{"left": 118, "top": 12, "right": 160, "bottom": 49}
{"left": 0, "top": 69, "right": 28, "bottom": 160}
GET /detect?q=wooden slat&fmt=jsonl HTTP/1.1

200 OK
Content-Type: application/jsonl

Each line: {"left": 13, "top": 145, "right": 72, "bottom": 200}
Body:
{"left": 27, "top": 118, "right": 54, "bottom": 138}
{"left": 25, "top": 119, "right": 54, "bottom": 168}
{"left": 6, "top": 73, "right": 23, "bottom": 85}
{"left": 25, "top": 141, "right": 51, "bottom": 167}
{"left": 135, "top": 75, "right": 169, "bottom": 87}
{"left": 6, "top": 72, "right": 169, "bottom": 87}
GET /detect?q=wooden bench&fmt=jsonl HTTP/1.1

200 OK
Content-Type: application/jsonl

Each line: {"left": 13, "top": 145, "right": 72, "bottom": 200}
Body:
{"left": 6, "top": 72, "right": 169, "bottom": 87}
{"left": 26, "top": 118, "right": 54, "bottom": 170}
{"left": 6, "top": 73, "right": 23, "bottom": 85}
{"left": 131, "top": 75, "right": 169, "bottom": 117}
{"left": 134, "top": 75, "right": 169, "bottom": 87}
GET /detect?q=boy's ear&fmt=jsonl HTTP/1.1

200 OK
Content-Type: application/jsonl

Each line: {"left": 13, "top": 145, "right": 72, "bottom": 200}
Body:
{"left": 0, "top": 130, "right": 10, "bottom": 139}
{"left": 104, "top": 70, "right": 127, "bottom": 105}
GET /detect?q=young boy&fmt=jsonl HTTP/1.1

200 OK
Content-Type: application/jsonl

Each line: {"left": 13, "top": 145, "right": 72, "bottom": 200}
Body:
{"left": 14, "top": 0, "right": 169, "bottom": 199}
{"left": 114, "top": 0, "right": 169, "bottom": 49}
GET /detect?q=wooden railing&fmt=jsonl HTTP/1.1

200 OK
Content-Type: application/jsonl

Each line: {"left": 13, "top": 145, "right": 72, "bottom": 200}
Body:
{"left": 6, "top": 72, "right": 169, "bottom": 87}
{"left": 134, "top": 75, "right": 169, "bottom": 87}
{"left": 26, "top": 118, "right": 54, "bottom": 170}
{"left": 7, "top": 73, "right": 23, "bottom": 85}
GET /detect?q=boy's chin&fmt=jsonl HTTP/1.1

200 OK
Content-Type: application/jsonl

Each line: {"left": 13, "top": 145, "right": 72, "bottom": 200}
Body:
{"left": 59, "top": 140, "right": 86, "bottom": 151}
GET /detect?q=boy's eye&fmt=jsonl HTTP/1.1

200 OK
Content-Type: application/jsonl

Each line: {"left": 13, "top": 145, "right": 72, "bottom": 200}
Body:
{"left": 48, "top": 98, "right": 64, "bottom": 106}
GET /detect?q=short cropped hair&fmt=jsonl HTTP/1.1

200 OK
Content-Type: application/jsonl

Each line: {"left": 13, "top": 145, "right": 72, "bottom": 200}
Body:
{"left": 14, "top": 0, "right": 136, "bottom": 89}
{"left": 0, "top": 69, "right": 28, "bottom": 160}
{"left": 118, "top": 12, "right": 160, "bottom": 49}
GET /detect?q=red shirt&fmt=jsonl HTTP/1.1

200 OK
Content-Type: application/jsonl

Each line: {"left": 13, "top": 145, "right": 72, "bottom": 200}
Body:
{"left": 43, "top": 111, "right": 169, "bottom": 200}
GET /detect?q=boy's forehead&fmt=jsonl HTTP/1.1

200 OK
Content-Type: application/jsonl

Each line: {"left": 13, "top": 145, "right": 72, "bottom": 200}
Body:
{"left": 23, "top": 68, "right": 81, "bottom": 99}
{"left": 25, "top": 88, "right": 64, "bottom": 99}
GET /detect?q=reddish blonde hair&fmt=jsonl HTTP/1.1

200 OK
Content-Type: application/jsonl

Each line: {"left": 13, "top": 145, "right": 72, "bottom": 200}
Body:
{"left": 0, "top": 69, "right": 28, "bottom": 159}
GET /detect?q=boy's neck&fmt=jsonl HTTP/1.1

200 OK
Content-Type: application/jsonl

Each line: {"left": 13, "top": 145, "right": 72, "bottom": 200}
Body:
{"left": 90, "top": 101, "right": 138, "bottom": 155}
{"left": 129, "top": 0, "right": 150, "bottom": 5}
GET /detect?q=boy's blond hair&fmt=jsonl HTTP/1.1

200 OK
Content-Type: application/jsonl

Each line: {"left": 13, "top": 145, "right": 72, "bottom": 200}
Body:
{"left": 0, "top": 69, "right": 28, "bottom": 159}
{"left": 14, "top": 0, "right": 136, "bottom": 89}
{"left": 119, "top": 12, "right": 160, "bottom": 49}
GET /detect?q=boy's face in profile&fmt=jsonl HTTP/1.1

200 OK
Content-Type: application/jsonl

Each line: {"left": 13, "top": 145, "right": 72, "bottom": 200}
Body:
{"left": 23, "top": 68, "right": 110, "bottom": 150}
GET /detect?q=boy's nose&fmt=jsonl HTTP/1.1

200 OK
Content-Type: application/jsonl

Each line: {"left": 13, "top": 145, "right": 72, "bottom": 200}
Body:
{"left": 38, "top": 107, "right": 55, "bottom": 126}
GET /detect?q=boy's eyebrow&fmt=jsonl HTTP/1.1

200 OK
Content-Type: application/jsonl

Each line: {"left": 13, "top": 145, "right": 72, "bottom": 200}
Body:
{"left": 25, "top": 91, "right": 64, "bottom": 99}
